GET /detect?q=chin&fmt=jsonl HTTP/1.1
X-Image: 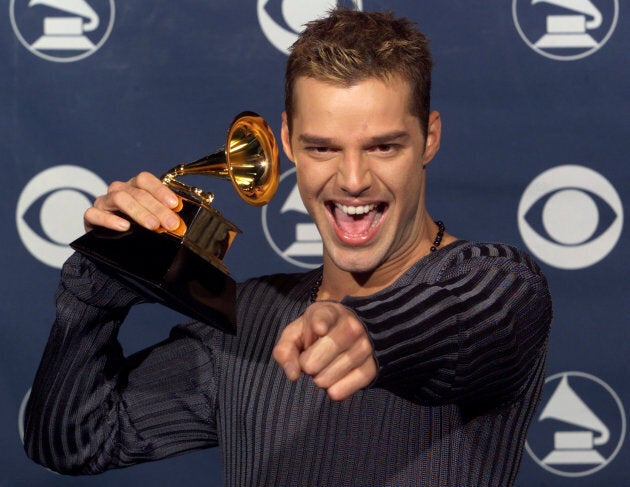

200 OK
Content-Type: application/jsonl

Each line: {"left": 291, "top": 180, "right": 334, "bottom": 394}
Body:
{"left": 328, "top": 250, "right": 382, "bottom": 275}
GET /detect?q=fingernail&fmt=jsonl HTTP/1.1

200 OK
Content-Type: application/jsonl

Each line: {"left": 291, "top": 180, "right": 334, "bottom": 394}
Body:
{"left": 284, "top": 364, "right": 299, "bottom": 381}
{"left": 168, "top": 195, "right": 181, "bottom": 209}
{"left": 165, "top": 215, "right": 180, "bottom": 231}
{"left": 146, "top": 216, "right": 160, "bottom": 230}
{"left": 115, "top": 219, "right": 130, "bottom": 231}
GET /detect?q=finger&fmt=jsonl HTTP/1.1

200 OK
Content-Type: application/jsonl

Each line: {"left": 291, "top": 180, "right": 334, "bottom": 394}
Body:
{"left": 325, "top": 357, "right": 377, "bottom": 402}
{"left": 120, "top": 175, "right": 182, "bottom": 231}
{"left": 311, "top": 335, "right": 374, "bottom": 390}
{"left": 299, "top": 310, "right": 366, "bottom": 376}
{"left": 132, "top": 171, "right": 180, "bottom": 209}
{"left": 295, "top": 302, "right": 348, "bottom": 375}
{"left": 301, "top": 302, "right": 336, "bottom": 337}
{"left": 92, "top": 176, "right": 182, "bottom": 232}
{"left": 99, "top": 187, "right": 163, "bottom": 231}
{"left": 83, "top": 206, "right": 130, "bottom": 232}
{"left": 273, "top": 317, "right": 306, "bottom": 381}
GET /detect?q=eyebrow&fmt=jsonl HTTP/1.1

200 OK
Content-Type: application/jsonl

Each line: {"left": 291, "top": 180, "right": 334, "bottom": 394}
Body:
{"left": 297, "top": 131, "right": 410, "bottom": 146}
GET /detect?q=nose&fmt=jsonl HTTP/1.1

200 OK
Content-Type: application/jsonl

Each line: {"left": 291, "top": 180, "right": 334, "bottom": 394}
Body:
{"left": 337, "top": 150, "right": 372, "bottom": 196}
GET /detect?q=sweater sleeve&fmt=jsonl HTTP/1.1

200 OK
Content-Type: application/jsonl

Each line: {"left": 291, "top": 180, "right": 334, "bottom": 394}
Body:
{"left": 346, "top": 243, "right": 552, "bottom": 408}
{"left": 24, "top": 253, "right": 219, "bottom": 475}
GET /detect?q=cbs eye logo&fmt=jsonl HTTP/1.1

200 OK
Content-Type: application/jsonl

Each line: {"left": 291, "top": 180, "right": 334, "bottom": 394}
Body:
{"left": 257, "top": 0, "right": 363, "bottom": 55}
{"left": 517, "top": 165, "right": 623, "bottom": 270}
{"left": 16, "top": 165, "right": 107, "bottom": 268}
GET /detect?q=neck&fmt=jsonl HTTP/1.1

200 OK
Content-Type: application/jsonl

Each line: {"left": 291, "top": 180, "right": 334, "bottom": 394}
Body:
{"left": 315, "top": 219, "right": 449, "bottom": 301}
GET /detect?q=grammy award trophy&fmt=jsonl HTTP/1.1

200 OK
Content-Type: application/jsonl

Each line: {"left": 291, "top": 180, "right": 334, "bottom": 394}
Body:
{"left": 70, "top": 112, "right": 279, "bottom": 333}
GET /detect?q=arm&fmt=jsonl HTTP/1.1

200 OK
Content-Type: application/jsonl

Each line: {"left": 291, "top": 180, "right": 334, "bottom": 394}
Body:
{"left": 348, "top": 247, "right": 552, "bottom": 406}
{"left": 275, "top": 244, "right": 552, "bottom": 407}
{"left": 25, "top": 168, "right": 221, "bottom": 474}
{"left": 24, "top": 253, "right": 219, "bottom": 474}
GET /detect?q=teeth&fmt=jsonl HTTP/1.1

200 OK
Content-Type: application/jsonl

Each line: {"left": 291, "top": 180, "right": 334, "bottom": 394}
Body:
{"left": 335, "top": 203, "right": 376, "bottom": 215}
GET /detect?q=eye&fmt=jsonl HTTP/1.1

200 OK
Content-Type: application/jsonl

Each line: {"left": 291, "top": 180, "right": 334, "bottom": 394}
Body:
{"left": 303, "top": 146, "right": 339, "bottom": 160}
{"left": 306, "top": 146, "right": 331, "bottom": 153}
{"left": 16, "top": 165, "right": 107, "bottom": 268}
{"left": 371, "top": 144, "right": 391, "bottom": 152}
{"left": 371, "top": 144, "right": 399, "bottom": 154}
{"left": 517, "top": 165, "right": 623, "bottom": 270}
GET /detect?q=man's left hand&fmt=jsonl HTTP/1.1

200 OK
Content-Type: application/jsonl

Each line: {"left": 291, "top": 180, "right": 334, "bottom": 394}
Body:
{"left": 273, "top": 301, "right": 377, "bottom": 401}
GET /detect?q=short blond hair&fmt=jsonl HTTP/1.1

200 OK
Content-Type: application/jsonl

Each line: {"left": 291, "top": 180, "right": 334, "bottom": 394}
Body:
{"left": 285, "top": 8, "right": 433, "bottom": 136}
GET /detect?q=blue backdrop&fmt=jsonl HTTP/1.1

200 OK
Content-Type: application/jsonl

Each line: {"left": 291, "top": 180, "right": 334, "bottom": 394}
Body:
{"left": 2, "top": 1, "right": 627, "bottom": 485}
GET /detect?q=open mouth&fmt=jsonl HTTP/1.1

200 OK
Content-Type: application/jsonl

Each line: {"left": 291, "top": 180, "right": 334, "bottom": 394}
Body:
{"left": 327, "top": 201, "right": 387, "bottom": 240}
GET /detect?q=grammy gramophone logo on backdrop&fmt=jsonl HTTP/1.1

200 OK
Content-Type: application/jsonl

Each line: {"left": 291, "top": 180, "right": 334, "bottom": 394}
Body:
{"left": 525, "top": 372, "right": 626, "bottom": 477}
{"left": 257, "top": 0, "right": 363, "bottom": 55}
{"left": 262, "top": 167, "right": 323, "bottom": 270}
{"left": 512, "top": 0, "right": 619, "bottom": 60}
{"left": 10, "top": 0, "right": 115, "bottom": 62}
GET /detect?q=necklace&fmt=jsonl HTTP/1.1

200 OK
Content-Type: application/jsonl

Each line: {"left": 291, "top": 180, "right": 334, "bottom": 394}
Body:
{"left": 430, "top": 220, "right": 445, "bottom": 252}
{"left": 310, "top": 220, "right": 445, "bottom": 303}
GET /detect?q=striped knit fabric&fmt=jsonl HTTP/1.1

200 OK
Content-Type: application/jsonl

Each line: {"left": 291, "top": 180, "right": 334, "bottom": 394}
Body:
{"left": 24, "top": 240, "right": 552, "bottom": 486}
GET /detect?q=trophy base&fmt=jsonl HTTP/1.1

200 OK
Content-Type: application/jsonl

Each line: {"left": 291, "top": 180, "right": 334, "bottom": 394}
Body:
{"left": 70, "top": 202, "right": 241, "bottom": 334}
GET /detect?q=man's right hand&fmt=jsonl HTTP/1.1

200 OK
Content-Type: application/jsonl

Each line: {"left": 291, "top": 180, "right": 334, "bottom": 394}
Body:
{"left": 84, "top": 171, "right": 183, "bottom": 233}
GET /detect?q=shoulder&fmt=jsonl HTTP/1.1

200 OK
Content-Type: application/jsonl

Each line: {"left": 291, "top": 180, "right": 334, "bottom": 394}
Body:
{"left": 412, "top": 240, "right": 546, "bottom": 287}
{"left": 428, "top": 242, "right": 553, "bottom": 332}
{"left": 442, "top": 240, "right": 542, "bottom": 272}
{"left": 385, "top": 240, "right": 551, "bottom": 310}
{"left": 437, "top": 241, "right": 548, "bottom": 292}
{"left": 446, "top": 241, "right": 541, "bottom": 269}
{"left": 399, "top": 241, "right": 543, "bottom": 280}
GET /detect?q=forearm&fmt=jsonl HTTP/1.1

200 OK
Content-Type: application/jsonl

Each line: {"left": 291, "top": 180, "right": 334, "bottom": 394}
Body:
{"left": 24, "top": 254, "right": 219, "bottom": 474}
{"left": 24, "top": 254, "right": 144, "bottom": 473}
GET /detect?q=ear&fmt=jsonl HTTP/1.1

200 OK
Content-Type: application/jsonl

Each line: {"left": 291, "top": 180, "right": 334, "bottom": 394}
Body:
{"left": 281, "top": 112, "right": 296, "bottom": 164}
{"left": 422, "top": 111, "right": 441, "bottom": 168}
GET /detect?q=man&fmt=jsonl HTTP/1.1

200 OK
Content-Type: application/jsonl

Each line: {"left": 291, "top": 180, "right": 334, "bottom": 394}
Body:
{"left": 24, "top": 8, "right": 552, "bottom": 486}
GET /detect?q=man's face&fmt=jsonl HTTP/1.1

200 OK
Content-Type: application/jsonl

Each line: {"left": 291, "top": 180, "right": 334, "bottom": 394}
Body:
{"left": 281, "top": 76, "right": 441, "bottom": 276}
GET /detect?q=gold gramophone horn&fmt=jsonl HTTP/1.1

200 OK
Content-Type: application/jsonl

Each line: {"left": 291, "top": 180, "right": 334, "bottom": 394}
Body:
{"left": 160, "top": 111, "right": 279, "bottom": 208}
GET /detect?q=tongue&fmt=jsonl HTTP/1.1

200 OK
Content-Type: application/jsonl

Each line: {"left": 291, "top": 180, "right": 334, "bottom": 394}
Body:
{"left": 334, "top": 206, "right": 375, "bottom": 235}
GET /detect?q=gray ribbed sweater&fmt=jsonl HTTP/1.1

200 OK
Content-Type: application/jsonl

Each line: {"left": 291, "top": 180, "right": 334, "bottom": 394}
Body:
{"left": 24, "top": 240, "right": 552, "bottom": 486}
